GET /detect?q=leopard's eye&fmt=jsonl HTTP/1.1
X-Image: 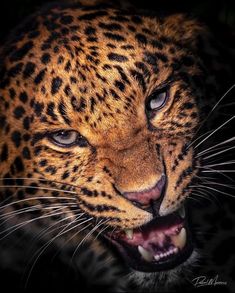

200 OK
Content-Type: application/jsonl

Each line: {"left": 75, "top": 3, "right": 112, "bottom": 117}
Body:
{"left": 49, "top": 130, "right": 87, "bottom": 147}
{"left": 147, "top": 89, "right": 168, "bottom": 111}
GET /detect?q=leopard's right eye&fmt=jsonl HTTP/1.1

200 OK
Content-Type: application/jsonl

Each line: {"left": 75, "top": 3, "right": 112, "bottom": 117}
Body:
{"left": 147, "top": 89, "right": 169, "bottom": 112}
{"left": 48, "top": 130, "right": 88, "bottom": 148}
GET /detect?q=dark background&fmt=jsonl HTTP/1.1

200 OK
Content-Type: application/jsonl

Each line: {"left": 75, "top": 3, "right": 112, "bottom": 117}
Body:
{"left": 0, "top": 0, "right": 235, "bottom": 42}
{"left": 0, "top": 0, "right": 234, "bottom": 292}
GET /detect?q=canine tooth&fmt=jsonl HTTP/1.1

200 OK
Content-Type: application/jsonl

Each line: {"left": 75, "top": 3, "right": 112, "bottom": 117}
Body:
{"left": 138, "top": 246, "right": 154, "bottom": 262}
{"left": 179, "top": 205, "right": 185, "bottom": 218}
{"left": 125, "top": 229, "right": 133, "bottom": 239}
{"left": 171, "top": 228, "right": 187, "bottom": 250}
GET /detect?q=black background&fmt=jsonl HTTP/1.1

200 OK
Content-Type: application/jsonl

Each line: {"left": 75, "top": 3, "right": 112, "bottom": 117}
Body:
{"left": 0, "top": 0, "right": 234, "bottom": 292}
{"left": 0, "top": 0, "right": 235, "bottom": 42}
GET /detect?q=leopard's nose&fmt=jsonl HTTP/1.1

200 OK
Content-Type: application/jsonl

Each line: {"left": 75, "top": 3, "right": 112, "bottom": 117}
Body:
{"left": 123, "top": 174, "right": 166, "bottom": 206}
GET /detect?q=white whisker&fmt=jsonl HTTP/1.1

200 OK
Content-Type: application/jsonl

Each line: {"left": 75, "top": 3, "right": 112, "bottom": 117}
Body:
{"left": 196, "top": 136, "right": 235, "bottom": 158}
{"left": 187, "top": 129, "right": 213, "bottom": 149}
{"left": 189, "top": 184, "right": 235, "bottom": 198}
{"left": 201, "top": 145, "right": 235, "bottom": 160}
{"left": 202, "top": 169, "right": 235, "bottom": 173}
{"left": 194, "top": 115, "right": 235, "bottom": 150}
{"left": 199, "top": 160, "right": 235, "bottom": 168}
{"left": 187, "top": 84, "right": 235, "bottom": 150}
{"left": 0, "top": 177, "right": 79, "bottom": 190}
{"left": 24, "top": 219, "right": 93, "bottom": 288}
{"left": 0, "top": 207, "right": 68, "bottom": 240}
{"left": 71, "top": 219, "right": 108, "bottom": 260}
{"left": 0, "top": 196, "right": 76, "bottom": 211}
{"left": 199, "top": 166, "right": 235, "bottom": 182}
{"left": 0, "top": 184, "right": 77, "bottom": 195}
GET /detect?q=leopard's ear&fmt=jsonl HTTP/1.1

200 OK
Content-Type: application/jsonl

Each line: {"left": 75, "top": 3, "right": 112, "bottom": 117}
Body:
{"left": 164, "top": 14, "right": 234, "bottom": 92}
{"left": 163, "top": 14, "right": 211, "bottom": 51}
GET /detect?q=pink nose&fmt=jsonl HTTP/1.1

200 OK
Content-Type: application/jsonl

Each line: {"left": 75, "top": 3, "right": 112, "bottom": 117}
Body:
{"left": 124, "top": 175, "right": 166, "bottom": 206}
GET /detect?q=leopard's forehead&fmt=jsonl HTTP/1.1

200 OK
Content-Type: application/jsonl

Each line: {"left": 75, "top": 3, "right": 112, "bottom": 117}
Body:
{"left": 1, "top": 5, "right": 201, "bottom": 142}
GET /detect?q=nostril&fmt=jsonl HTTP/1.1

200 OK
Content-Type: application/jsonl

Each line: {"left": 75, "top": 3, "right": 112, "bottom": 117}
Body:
{"left": 124, "top": 174, "right": 166, "bottom": 206}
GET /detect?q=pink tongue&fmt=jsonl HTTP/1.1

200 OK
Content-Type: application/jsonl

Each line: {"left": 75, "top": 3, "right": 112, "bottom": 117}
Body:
{"left": 122, "top": 223, "right": 181, "bottom": 253}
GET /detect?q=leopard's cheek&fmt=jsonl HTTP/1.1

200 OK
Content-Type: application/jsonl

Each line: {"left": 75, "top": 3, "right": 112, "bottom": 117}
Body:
{"left": 28, "top": 144, "right": 152, "bottom": 229}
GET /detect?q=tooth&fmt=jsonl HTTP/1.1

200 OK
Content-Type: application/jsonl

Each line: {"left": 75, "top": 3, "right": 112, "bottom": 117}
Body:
{"left": 179, "top": 205, "right": 185, "bottom": 218}
{"left": 138, "top": 246, "right": 154, "bottom": 262}
{"left": 125, "top": 229, "right": 133, "bottom": 240}
{"left": 171, "top": 228, "right": 187, "bottom": 250}
{"left": 154, "top": 254, "right": 160, "bottom": 261}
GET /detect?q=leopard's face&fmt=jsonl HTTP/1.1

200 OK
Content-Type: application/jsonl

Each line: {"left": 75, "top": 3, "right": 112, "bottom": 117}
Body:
{"left": 0, "top": 4, "right": 218, "bottom": 277}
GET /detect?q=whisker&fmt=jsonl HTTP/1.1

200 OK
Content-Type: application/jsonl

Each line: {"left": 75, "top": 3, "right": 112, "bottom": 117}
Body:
{"left": 192, "top": 186, "right": 221, "bottom": 205}
{"left": 0, "top": 184, "right": 77, "bottom": 195}
{"left": 0, "top": 196, "right": 76, "bottom": 211}
{"left": 0, "top": 205, "right": 42, "bottom": 221}
{"left": 191, "top": 193, "right": 213, "bottom": 202}
{"left": 94, "top": 223, "right": 110, "bottom": 241}
{"left": 199, "top": 166, "right": 235, "bottom": 182}
{"left": 0, "top": 207, "right": 68, "bottom": 240}
{"left": 191, "top": 187, "right": 218, "bottom": 203}
{"left": 198, "top": 180, "right": 235, "bottom": 189}
{"left": 201, "top": 145, "right": 235, "bottom": 160}
{"left": 0, "top": 203, "right": 77, "bottom": 220}
{"left": 0, "top": 177, "right": 80, "bottom": 190}
{"left": 196, "top": 136, "right": 235, "bottom": 158}
{"left": 187, "top": 129, "right": 213, "bottom": 149}
{"left": 218, "top": 101, "right": 235, "bottom": 108}
{"left": 194, "top": 115, "right": 235, "bottom": 150}
{"left": 199, "top": 160, "right": 235, "bottom": 168}
{"left": 71, "top": 219, "right": 108, "bottom": 260}
{"left": 24, "top": 219, "right": 93, "bottom": 288}
{"left": 193, "top": 84, "right": 235, "bottom": 140}
{"left": 31, "top": 211, "right": 84, "bottom": 244}
{"left": 189, "top": 184, "right": 235, "bottom": 198}
{"left": 195, "top": 175, "right": 217, "bottom": 181}
{"left": 202, "top": 169, "right": 235, "bottom": 173}
{"left": 186, "top": 196, "right": 203, "bottom": 204}
{"left": 56, "top": 220, "right": 93, "bottom": 254}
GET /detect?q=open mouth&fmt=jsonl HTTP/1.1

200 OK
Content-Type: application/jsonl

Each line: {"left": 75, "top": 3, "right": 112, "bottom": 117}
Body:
{"left": 104, "top": 205, "right": 193, "bottom": 272}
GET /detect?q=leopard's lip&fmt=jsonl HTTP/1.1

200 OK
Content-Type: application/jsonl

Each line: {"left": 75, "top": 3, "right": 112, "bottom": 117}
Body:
{"left": 103, "top": 205, "right": 193, "bottom": 272}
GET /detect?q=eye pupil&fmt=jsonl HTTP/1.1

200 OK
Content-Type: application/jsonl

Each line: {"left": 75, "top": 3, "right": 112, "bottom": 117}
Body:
{"left": 57, "top": 131, "right": 71, "bottom": 139}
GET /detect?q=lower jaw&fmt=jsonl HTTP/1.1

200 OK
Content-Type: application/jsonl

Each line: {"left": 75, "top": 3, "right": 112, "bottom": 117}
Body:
{"left": 110, "top": 232, "right": 193, "bottom": 272}
{"left": 103, "top": 209, "right": 194, "bottom": 272}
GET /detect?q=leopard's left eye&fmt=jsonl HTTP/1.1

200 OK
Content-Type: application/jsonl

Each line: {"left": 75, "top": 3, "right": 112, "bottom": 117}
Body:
{"left": 147, "top": 89, "right": 168, "bottom": 111}
{"left": 49, "top": 130, "right": 88, "bottom": 147}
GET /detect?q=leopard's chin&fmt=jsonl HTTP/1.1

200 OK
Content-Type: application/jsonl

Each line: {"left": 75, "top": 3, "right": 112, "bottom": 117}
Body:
{"left": 103, "top": 205, "right": 194, "bottom": 272}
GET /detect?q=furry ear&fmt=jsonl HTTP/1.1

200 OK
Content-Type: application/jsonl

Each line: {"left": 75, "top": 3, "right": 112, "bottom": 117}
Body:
{"left": 164, "top": 14, "right": 234, "bottom": 92}
{"left": 163, "top": 14, "right": 210, "bottom": 51}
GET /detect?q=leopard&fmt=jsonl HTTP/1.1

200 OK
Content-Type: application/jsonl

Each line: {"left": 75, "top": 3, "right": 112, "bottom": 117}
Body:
{"left": 0, "top": 0, "right": 234, "bottom": 291}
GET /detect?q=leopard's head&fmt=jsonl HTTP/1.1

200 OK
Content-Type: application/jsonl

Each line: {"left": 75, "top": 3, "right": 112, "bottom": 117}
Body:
{"left": 0, "top": 3, "right": 231, "bottom": 286}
